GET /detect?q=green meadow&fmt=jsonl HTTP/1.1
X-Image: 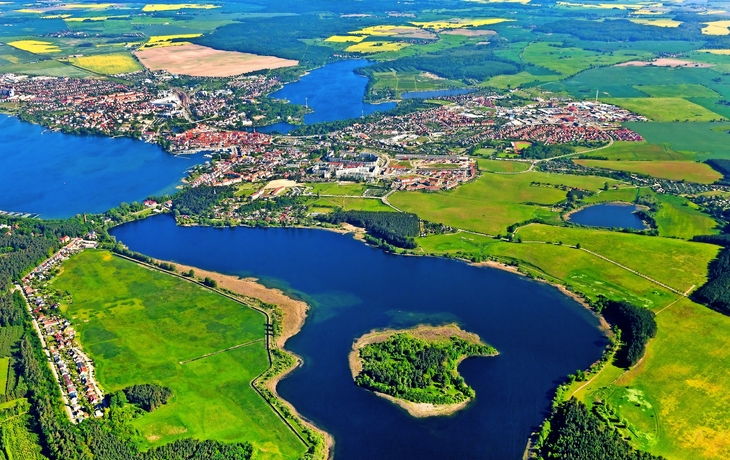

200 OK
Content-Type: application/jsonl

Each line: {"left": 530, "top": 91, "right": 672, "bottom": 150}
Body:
{"left": 604, "top": 98, "right": 725, "bottom": 122}
{"left": 625, "top": 122, "right": 730, "bottom": 161}
{"left": 477, "top": 159, "right": 531, "bottom": 173}
{"left": 52, "top": 250, "right": 305, "bottom": 460}
{"left": 389, "top": 171, "right": 617, "bottom": 235}
{"left": 573, "top": 159, "right": 722, "bottom": 184}
{"left": 581, "top": 141, "right": 694, "bottom": 161}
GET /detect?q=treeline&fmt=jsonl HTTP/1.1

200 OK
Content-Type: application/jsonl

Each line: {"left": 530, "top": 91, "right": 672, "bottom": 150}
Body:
{"left": 705, "top": 159, "right": 730, "bottom": 185}
{"left": 318, "top": 211, "right": 419, "bottom": 248}
{"left": 172, "top": 186, "right": 234, "bottom": 216}
{"left": 122, "top": 384, "right": 173, "bottom": 412}
{"left": 521, "top": 143, "right": 573, "bottom": 160}
{"left": 361, "top": 45, "right": 522, "bottom": 82}
{"left": 536, "top": 399, "right": 664, "bottom": 460}
{"left": 690, "top": 234, "right": 730, "bottom": 314}
{"left": 600, "top": 300, "right": 657, "bottom": 368}
{"left": 355, "top": 334, "right": 496, "bottom": 405}
{"left": 0, "top": 217, "right": 92, "bottom": 290}
{"left": 536, "top": 19, "right": 701, "bottom": 42}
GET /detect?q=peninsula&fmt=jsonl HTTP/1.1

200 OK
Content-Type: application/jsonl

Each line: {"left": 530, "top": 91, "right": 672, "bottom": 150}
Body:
{"left": 349, "top": 324, "right": 497, "bottom": 417}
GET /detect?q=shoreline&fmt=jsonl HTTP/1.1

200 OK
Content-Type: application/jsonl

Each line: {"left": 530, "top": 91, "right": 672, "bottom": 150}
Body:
{"left": 150, "top": 258, "right": 333, "bottom": 458}
{"left": 348, "top": 323, "right": 496, "bottom": 418}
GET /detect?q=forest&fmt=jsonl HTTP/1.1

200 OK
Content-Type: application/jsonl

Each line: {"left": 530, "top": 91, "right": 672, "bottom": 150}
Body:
{"left": 601, "top": 300, "right": 657, "bottom": 368}
{"left": 355, "top": 334, "right": 496, "bottom": 405}
{"left": 521, "top": 143, "right": 573, "bottom": 160}
{"left": 318, "top": 211, "right": 420, "bottom": 248}
{"left": 537, "top": 399, "right": 663, "bottom": 460}
{"left": 172, "top": 186, "right": 234, "bottom": 216}
{"left": 691, "top": 243, "right": 730, "bottom": 315}
{"left": 0, "top": 217, "right": 92, "bottom": 290}
{"left": 705, "top": 159, "right": 730, "bottom": 185}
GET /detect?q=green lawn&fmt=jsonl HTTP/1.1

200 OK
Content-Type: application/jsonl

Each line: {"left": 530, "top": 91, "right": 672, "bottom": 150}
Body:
{"left": 516, "top": 223, "right": 719, "bottom": 292}
{"left": 389, "top": 171, "right": 617, "bottom": 235}
{"left": 605, "top": 98, "right": 726, "bottom": 122}
{"left": 51, "top": 251, "right": 305, "bottom": 460}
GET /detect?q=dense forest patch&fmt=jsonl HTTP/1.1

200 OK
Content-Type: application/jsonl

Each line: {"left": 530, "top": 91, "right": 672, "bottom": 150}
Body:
{"left": 318, "top": 210, "right": 420, "bottom": 248}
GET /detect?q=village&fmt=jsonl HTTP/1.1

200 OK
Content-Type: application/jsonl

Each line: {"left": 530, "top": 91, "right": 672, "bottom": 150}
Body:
{"left": 17, "top": 237, "right": 103, "bottom": 424}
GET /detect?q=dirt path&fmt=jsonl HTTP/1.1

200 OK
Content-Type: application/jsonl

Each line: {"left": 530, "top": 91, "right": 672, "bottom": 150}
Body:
{"left": 179, "top": 338, "right": 264, "bottom": 365}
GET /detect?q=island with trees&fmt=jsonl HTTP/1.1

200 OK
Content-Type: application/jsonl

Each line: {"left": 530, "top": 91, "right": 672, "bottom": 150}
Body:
{"left": 349, "top": 324, "right": 497, "bottom": 417}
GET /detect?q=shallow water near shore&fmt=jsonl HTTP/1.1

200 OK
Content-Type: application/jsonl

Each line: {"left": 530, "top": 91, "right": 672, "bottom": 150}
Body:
{"left": 111, "top": 215, "right": 607, "bottom": 460}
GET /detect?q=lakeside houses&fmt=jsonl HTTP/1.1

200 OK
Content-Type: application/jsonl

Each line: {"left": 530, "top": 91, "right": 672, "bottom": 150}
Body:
{"left": 19, "top": 238, "right": 103, "bottom": 424}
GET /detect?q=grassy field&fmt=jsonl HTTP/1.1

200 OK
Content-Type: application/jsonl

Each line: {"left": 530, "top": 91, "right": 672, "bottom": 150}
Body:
{"left": 574, "top": 159, "right": 722, "bottom": 184}
{"left": 307, "top": 182, "right": 368, "bottom": 196}
{"left": 571, "top": 298, "right": 730, "bottom": 459}
{"left": 516, "top": 223, "right": 718, "bottom": 292}
{"left": 307, "top": 196, "right": 392, "bottom": 212}
{"left": 605, "top": 98, "right": 725, "bottom": 122}
{"left": 1, "top": 415, "right": 46, "bottom": 460}
{"left": 654, "top": 194, "right": 719, "bottom": 239}
{"left": 635, "top": 84, "right": 720, "bottom": 98}
{"left": 0, "top": 358, "right": 8, "bottom": 395}
{"left": 389, "top": 171, "right": 617, "bottom": 235}
{"left": 369, "top": 70, "right": 465, "bottom": 94}
{"left": 67, "top": 52, "right": 141, "bottom": 74}
{"left": 580, "top": 141, "right": 694, "bottom": 161}
{"left": 625, "top": 122, "right": 730, "bottom": 161}
{"left": 521, "top": 42, "right": 649, "bottom": 76}
{"left": 477, "top": 159, "right": 531, "bottom": 173}
{"left": 51, "top": 250, "right": 305, "bottom": 460}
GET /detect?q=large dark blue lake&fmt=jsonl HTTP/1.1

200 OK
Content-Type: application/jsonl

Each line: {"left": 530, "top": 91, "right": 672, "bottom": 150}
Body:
{"left": 569, "top": 203, "right": 647, "bottom": 230}
{"left": 111, "top": 216, "right": 608, "bottom": 460}
{"left": 259, "top": 60, "right": 396, "bottom": 134}
{"left": 0, "top": 114, "right": 204, "bottom": 218}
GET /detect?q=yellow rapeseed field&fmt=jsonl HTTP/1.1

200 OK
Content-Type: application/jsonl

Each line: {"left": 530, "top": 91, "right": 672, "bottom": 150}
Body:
{"left": 325, "top": 35, "right": 366, "bottom": 43}
{"left": 142, "top": 3, "right": 219, "bottom": 12}
{"left": 345, "top": 41, "right": 411, "bottom": 53}
{"left": 139, "top": 34, "right": 203, "bottom": 49}
{"left": 67, "top": 53, "right": 142, "bottom": 75}
{"left": 630, "top": 18, "right": 682, "bottom": 27}
{"left": 7, "top": 40, "right": 61, "bottom": 53}
{"left": 65, "top": 15, "right": 129, "bottom": 22}
{"left": 699, "top": 49, "right": 730, "bottom": 55}
{"left": 702, "top": 20, "right": 730, "bottom": 35}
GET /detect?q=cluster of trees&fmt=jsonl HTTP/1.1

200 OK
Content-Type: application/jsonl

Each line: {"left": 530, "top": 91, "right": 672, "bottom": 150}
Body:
{"left": 172, "top": 186, "right": 234, "bottom": 216}
{"left": 122, "top": 384, "right": 173, "bottom": 412}
{"left": 362, "top": 45, "right": 522, "bottom": 83}
{"left": 521, "top": 143, "right": 573, "bottom": 160}
{"left": 355, "top": 334, "right": 496, "bottom": 405}
{"left": 318, "top": 211, "right": 420, "bottom": 248}
{"left": 690, "top": 234, "right": 730, "bottom": 314}
{"left": 0, "top": 291, "right": 26, "bottom": 328}
{"left": 601, "top": 300, "right": 657, "bottom": 368}
{"left": 537, "top": 399, "right": 664, "bottom": 460}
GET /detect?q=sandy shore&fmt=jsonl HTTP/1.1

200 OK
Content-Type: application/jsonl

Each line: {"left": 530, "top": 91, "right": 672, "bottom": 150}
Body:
{"left": 164, "top": 261, "right": 306, "bottom": 348}
{"left": 349, "top": 324, "right": 495, "bottom": 417}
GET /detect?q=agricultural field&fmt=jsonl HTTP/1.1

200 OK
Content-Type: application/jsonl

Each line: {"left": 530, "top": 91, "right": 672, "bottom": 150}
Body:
{"left": 369, "top": 70, "right": 465, "bottom": 94}
{"left": 521, "top": 42, "right": 650, "bottom": 77}
{"left": 573, "top": 159, "right": 722, "bottom": 184}
{"left": 67, "top": 52, "right": 142, "bottom": 75}
{"left": 134, "top": 44, "right": 298, "bottom": 77}
{"left": 625, "top": 122, "right": 730, "bottom": 161}
{"left": 142, "top": 4, "right": 220, "bottom": 12}
{"left": 6, "top": 40, "right": 60, "bottom": 54}
{"left": 306, "top": 182, "right": 369, "bottom": 196}
{"left": 477, "top": 159, "right": 531, "bottom": 173}
{"left": 345, "top": 41, "right": 411, "bottom": 54}
{"left": 51, "top": 250, "right": 306, "bottom": 460}
{"left": 581, "top": 141, "right": 694, "bottom": 161}
{"left": 653, "top": 194, "right": 719, "bottom": 240}
{"left": 604, "top": 98, "right": 725, "bottom": 122}
{"left": 0, "top": 358, "right": 8, "bottom": 395}
{"left": 516, "top": 223, "right": 719, "bottom": 292}
{"left": 390, "top": 171, "right": 618, "bottom": 235}
{"left": 308, "top": 196, "right": 393, "bottom": 213}
{"left": 635, "top": 84, "right": 720, "bottom": 98}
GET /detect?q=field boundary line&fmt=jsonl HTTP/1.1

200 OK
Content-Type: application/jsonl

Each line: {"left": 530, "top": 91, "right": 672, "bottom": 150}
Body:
{"left": 179, "top": 338, "right": 264, "bottom": 365}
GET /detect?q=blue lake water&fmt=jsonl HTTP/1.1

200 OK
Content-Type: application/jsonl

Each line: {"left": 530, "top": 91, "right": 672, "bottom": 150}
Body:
{"left": 568, "top": 203, "right": 647, "bottom": 230}
{"left": 111, "top": 216, "right": 608, "bottom": 460}
{"left": 0, "top": 114, "right": 204, "bottom": 218}
{"left": 401, "top": 88, "right": 475, "bottom": 99}
{"left": 260, "top": 60, "right": 396, "bottom": 134}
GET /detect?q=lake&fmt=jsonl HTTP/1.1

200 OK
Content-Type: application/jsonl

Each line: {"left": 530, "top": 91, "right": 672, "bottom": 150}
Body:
{"left": 0, "top": 114, "right": 204, "bottom": 218}
{"left": 111, "top": 216, "right": 607, "bottom": 460}
{"left": 568, "top": 203, "right": 647, "bottom": 230}
{"left": 260, "top": 60, "right": 396, "bottom": 134}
